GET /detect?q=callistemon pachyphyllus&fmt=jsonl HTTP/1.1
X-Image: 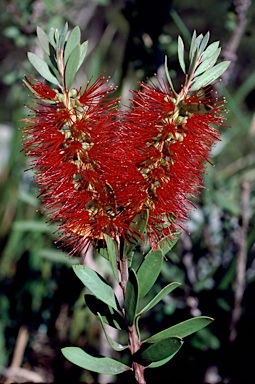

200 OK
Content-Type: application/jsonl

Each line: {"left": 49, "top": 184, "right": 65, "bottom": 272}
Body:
{"left": 22, "top": 24, "right": 150, "bottom": 255}
{"left": 22, "top": 77, "right": 135, "bottom": 253}
{"left": 120, "top": 31, "right": 230, "bottom": 249}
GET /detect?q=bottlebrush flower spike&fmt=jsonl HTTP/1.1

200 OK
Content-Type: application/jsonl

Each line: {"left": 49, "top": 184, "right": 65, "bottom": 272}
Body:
{"left": 22, "top": 25, "right": 145, "bottom": 255}
{"left": 121, "top": 32, "right": 230, "bottom": 249}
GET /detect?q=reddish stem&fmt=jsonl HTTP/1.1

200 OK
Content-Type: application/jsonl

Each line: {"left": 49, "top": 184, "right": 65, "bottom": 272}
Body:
{"left": 118, "top": 238, "right": 146, "bottom": 384}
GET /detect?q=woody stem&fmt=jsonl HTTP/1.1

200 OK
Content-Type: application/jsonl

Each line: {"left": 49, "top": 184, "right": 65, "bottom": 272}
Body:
{"left": 118, "top": 238, "right": 146, "bottom": 384}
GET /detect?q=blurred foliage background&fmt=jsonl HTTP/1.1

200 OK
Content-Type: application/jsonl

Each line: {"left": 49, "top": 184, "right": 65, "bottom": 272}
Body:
{"left": 1, "top": 0, "right": 255, "bottom": 383}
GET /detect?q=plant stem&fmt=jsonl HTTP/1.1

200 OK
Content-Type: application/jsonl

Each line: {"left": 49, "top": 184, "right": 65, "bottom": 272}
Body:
{"left": 118, "top": 238, "right": 146, "bottom": 384}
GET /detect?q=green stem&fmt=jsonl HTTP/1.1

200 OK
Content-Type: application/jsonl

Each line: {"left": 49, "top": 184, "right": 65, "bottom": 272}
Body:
{"left": 118, "top": 237, "right": 146, "bottom": 384}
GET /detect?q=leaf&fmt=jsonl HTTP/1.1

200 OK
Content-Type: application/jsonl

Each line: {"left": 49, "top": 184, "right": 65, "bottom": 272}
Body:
{"left": 27, "top": 52, "right": 59, "bottom": 85}
{"left": 104, "top": 234, "right": 119, "bottom": 282}
{"left": 58, "top": 22, "right": 69, "bottom": 50}
{"left": 158, "top": 232, "right": 181, "bottom": 256}
{"left": 77, "top": 40, "right": 88, "bottom": 71}
{"left": 65, "top": 44, "right": 81, "bottom": 88}
{"left": 124, "top": 268, "right": 139, "bottom": 326}
{"left": 85, "top": 294, "right": 127, "bottom": 330}
{"left": 195, "top": 48, "right": 221, "bottom": 76}
{"left": 198, "top": 32, "right": 210, "bottom": 54}
{"left": 138, "top": 337, "right": 183, "bottom": 364}
{"left": 124, "top": 209, "right": 149, "bottom": 257}
{"left": 64, "top": 25, "right": 81, "bottom": 64}
{"left": 61, "top": 347, "right": 131, "bottom": 374}
{"left": 191, "top": 61, "right": 230, "bottom": 90}
{"left": 97, "top": 313, "right": 128, "bottom": 351}
{"left": 164, "top": 56, "right": 177, "bottom": 95}
{"left": 138, "top": 282, "right": 181, "bottom": 315}
{"left": 178, "top": 36, "right": 186, "bottom": 73}
{"left": 147, "top": 349, "right": 180, "bottom": 368}
{"left": 144, "top": 316, "right": 214, "bottom": 343}
{"left": 201, "top": 41, "right": 220, "bottom": 61}
{"left": 73, "top": 265, "right": 118, "bottom": 309}
{"left": 37, "top": 26, "right": 50, "bottom": 55}
{"left": 189, "top": 30, "right": 197, "bottom": 61}
{"left": 137, "top": 250, "right": 163, "bottom": 299}
{"left": 48, "top": 27, "right": 56, "bottom": 48}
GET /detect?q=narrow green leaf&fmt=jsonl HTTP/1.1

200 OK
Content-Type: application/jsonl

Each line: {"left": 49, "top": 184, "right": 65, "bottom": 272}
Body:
{"left": 164, "top": 56, "right": 177, "bottom": 95}
{"left": 198, "top": 32, "right": 210, "bottom": 54}
{"left": 195, "top": 48, "right": 221, "bottom": 76}
{"left": 137, "top": 250, "right": 163, "bottom": 299}
{"left": 58, "top": 22, "right": 69, "bottom": 50}
{"left": 124, "top": 268, "right": 139, "bottom": 326}
{"left": 144, "top": 316, "right": 214, "bottom": 343}
{"left": 201, "top": 41, "right": 220, "bottom": 61}
{"left": 77, "top": 40, "right": 88, "bottom": 71}
{"left": 48, "top": 27, "right": 56, "bottom": 48}
{"left": 54, "top": 28, "right": 60, "bottom": 46}
{"left": 177, "top": 36, "right": 186, "bottom": 73}
{"left": 85, "top": 294, "right": 126, "bottom": 330}
{"left": 65, "top": 44, "right": 81, "bottom": 88}
{"left": 138, "top": 282, "right": 181, "bottom": 315}
{"left": 97, "top": 313, "right": 128, "bottom": 351}
{"left": 104, "top": 234, "right": 119, "bottom": 282}
{"left": 73, "top": 265, "right": 117, "bottom": 309}
{"left": 195, "top": 34, "right": 203, "bottom": 50}
{"left": 139, "top": 337, "right": 183, "bottom": 364}
{"left": 27, "top": 52, "right": 59, "bottom": 85}
{"left": 64, "top": 25, "right": 81, "bottom": 64}
{"left": 37, "top": 26, "right": 50, "bottom": 55}
{"left": 61, "top": 347, "right": 131, "bottom": 374}
{"left": 189, "top": 30, "right": 197, "bottom": 61}
{"left": 147, "top": 348, "right": 180, "bottom": 368}
{"left": 191, "top": 61, "right": 230, "bottom": 91}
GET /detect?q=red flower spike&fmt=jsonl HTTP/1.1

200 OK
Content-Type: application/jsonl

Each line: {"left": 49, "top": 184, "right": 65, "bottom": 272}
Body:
{"left": 122, "top": 79, "right": 226, "bottom": 248}
{"left": 22, "top": 77, "right": 141, "bottom": 255}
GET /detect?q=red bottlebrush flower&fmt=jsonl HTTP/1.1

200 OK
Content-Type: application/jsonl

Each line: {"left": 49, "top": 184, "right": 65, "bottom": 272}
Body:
{"left": 22, "top": 77, "right": 143, "bottom": 255}
{"left": 122, "top": 79, "right": 226, "bottom": 249}
{"left": 23, "top": 77, "right": 57, "bottom": 100}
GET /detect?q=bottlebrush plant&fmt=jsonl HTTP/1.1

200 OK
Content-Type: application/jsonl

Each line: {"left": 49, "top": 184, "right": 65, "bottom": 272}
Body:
{"left": 22, "top": 24, "right": 230, "bottom": 384}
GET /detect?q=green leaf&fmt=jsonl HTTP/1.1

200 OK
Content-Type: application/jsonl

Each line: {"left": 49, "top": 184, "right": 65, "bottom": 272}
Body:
{"left": 138, "top": 282, "right": 181, "bottom": 315}
{"left": 64, "top": 26, "right": 81, "bottom": 64}
{"left": 61, "top": 347, "right": 131, "bottom": 374}
{"left": 138, "top": 337, "right": 183, "bottom": 364}
{"left": 65, "top": 44, "right": 81, "bottom": 88}
{"left": 164, "top": 56, "right": 177, "bottom": 95}
{"left": 147, "top": 349, "right": 180, "bottom": 368}
{"left": 58, "top": 22, "right": 69, "bottom": 50}
{"left": 201, "top": 41, "right": 220, "bottom": 61}
{"left": 97, "top": 313, "right": 128, "bottom": 351}
{"left": 158, "top": 232, "right": 181, "bottom": 256}
{"left": 178, "top": 36, "right": 186, "bottom": 73}
{"left": 73, "top": 265, "right": 118, "bottom": 309}
{"left": 189, "top": 30, "right": 197, "bottom": 61}
{"left": 48, "top": 27, "right": 56, "bottom": 48}
{"left": 85, "top": 294, "right": 127, "bottom": 330}
{"left": 124, "top": 268, "right": 139, "bottom": 326}
{"left": 37, "top": 26, "right": 50, "bottom": 55}
{"left": 195, "top": 48, "right": 221, "bottom": 77}
{"left": 27, "top": 52, "right": 59, "bottom": 85}
{"left": 144, "top": 316, "right": 214, "bottom": 343}
{"left": 137, "top": 250, "right": 163, "bottom": 299}
{"left": 124, "top": 209, "right": 149, "bottom": 257}
{"left": 77, "top": 40, "right": 88, "bottom": 71}
{"left": 104, "top": 234, "right": 119, "bottom": 282}
{"left": 192, "top": 61, "right": 230, "bottom": 90}
{"left": 198, "top": 32, "right": 210, "bottom": 54}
